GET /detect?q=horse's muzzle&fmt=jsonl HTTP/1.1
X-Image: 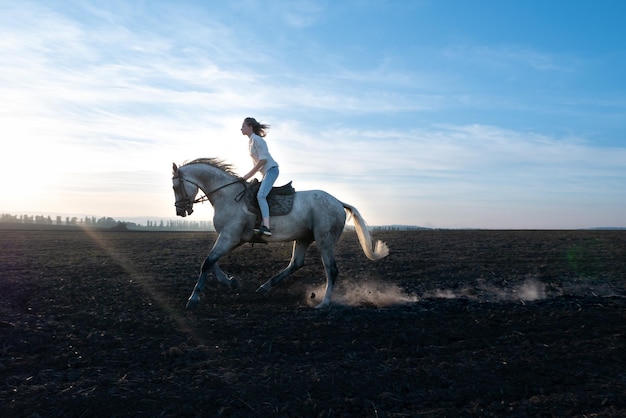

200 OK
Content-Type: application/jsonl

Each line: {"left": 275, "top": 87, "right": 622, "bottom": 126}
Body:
{"left": 175, "top": 201, "right": 193, "bottom": 217}
{"left": 177, "top": 208, "right": 193, "bottom": 217}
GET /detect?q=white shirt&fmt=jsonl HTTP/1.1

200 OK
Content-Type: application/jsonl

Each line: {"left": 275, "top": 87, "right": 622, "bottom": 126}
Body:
{"left": 248, "top": 133, "right": 279, "bottom": 175}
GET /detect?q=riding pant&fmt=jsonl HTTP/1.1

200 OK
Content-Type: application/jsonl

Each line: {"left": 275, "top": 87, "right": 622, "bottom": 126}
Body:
{"left": 257, "top": 166, "right": 279, "bottom": 219}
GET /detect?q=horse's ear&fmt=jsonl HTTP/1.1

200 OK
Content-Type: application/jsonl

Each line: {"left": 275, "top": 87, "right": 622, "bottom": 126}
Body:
{"left": 172, "top": 163, "right": 178, "bottom": 173}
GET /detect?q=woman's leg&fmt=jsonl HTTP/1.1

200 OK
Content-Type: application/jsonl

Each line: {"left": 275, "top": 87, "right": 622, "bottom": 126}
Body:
{"left": 257, "top": 167, "right": 279, "bottom": 228}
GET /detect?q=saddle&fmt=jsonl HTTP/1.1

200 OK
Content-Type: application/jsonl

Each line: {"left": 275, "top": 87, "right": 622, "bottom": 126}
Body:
{"left": 246, "top": 178, "right": 296, "bottom": 220}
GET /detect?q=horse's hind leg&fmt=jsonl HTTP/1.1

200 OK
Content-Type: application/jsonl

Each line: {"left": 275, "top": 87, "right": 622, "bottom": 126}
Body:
{"left": 314, "top": 227, "right": 342, "bottom": 308}
{"left": 316, "top": 249, "right": 339, "bottom": 309}
{"left": 256, "top": 239, "right": 312, "bottom": 293}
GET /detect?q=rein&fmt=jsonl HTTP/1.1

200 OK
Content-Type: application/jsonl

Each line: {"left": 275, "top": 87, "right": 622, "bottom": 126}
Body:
{"left": 174, "top": 175, "right": 246, "bottom": 213}
{"left": 191, "top": 178, "right": 247, "bottom": 203}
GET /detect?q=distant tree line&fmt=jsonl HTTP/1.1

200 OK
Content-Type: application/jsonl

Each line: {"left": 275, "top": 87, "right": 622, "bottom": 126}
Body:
{"left": 372, "top": 225, "right": 430, "bottom": 231}
{"left": 2, "top": 213, "right": 430, "bottom": 232}
{"left": 143, "top": 219, "right": 215, "bottom": 231}
{"left": 345, "top": 224, "right": 429, "bottom": 232}
{"left": 0, "top": 213, "right": 214, "bottom": 231}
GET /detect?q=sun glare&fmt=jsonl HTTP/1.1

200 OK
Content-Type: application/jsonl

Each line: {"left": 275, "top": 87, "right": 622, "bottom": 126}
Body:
{"left": 1, "top": 141, "right": 63, "bottom": 204}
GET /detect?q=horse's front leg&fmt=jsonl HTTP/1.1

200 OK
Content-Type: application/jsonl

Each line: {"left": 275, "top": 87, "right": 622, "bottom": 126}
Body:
{"left": 187, "top": 270, "right": 210, "bottom": 308}
{"left": 186, "top": 235, "right": 239, "bottom": 308}
{"left": 213, "top": 260, "right": 240, "bottom": 290}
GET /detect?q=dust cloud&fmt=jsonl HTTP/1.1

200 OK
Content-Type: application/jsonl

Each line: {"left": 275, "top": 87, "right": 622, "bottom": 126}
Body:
{"left": 423, "top": 279, "right": 548, "bottom": 302}
{"left": 306, "top": 278, "right": 553, "bottom": 308}
{"left": 306, "top": 277, "right": 620, "bottom": 308}
{"left": 422, "top": 279, "right": 621, "bottom": 302}
{"left": 306, "top": 280, "right": 418, "bottom": 308}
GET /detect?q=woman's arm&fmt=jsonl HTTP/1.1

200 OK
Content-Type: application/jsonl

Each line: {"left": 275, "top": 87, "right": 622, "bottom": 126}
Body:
{"left": 242, "top": 159, "right": 267, "bottom": 180}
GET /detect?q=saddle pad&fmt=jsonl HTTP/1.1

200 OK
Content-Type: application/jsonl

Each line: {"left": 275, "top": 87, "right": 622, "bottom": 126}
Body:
{"left": 267, "top": 192, "right": 295, "bottom": 216}
{"left": 246, "top": 179, "right": 296, "bottom": 217}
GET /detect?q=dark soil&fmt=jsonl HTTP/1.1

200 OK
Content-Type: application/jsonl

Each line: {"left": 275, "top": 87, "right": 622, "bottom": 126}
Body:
{"left": 1, "top": 229, "right": 624, "bottom": 417}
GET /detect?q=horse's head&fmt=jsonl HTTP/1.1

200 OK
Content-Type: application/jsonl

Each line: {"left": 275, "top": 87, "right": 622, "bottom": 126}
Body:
{"left": 172, "top": 163, "right": 198, "bottom": 217}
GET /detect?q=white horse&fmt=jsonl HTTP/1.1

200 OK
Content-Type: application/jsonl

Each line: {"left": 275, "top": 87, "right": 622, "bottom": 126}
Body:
{"left": 172, "top": 158, "right": 389, "bottom": 309}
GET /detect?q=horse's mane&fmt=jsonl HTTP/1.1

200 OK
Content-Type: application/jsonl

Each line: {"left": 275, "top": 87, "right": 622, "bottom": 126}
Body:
{"left": 180, "top": 158, "right": 238, "bottom": 177}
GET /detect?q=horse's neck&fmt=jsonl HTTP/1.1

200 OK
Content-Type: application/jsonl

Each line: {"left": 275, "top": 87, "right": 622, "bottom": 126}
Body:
{"left": 188, "top": 165, "right": 236, "bottom": 195}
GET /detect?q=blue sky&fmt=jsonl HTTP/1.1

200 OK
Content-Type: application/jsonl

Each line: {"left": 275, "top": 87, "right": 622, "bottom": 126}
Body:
{"left": 1, "top": 0, "right": 625, "bottom": 228}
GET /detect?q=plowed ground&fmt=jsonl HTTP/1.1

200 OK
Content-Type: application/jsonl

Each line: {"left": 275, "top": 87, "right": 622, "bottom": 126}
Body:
{"left": 1, "top": 229, "right": 625, "bottom": 417}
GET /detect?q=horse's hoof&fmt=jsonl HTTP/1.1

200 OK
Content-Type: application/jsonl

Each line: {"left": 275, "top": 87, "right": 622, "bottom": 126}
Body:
{"left": 256, "top": 284, "right": 270, "bottom": 294}
{"left": 229, "top": 278, "right": 239, "bottom": 290}
{"left": 314, "top": 301, "right": 331, "bottom": 309}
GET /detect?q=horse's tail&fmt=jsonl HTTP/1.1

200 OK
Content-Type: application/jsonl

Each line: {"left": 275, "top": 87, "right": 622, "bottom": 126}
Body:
{"left": 343, "top": 203, "right": 390, "bottom": 260}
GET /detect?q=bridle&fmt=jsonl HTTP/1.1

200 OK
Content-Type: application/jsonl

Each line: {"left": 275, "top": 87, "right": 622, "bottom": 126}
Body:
{"left": 173, "top": 173, "right": 246, "bottom": 215}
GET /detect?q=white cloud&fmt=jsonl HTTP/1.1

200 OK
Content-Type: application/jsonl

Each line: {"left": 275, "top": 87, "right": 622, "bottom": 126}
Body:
{"left": 268, "top": 122, "right": 626, "bottom": 227}
{"left": 1, "top": 1, "right": 624, "bottom": 228}
{"left": 280, "top": 0, "right": 327, "bottom": 27}
{"left": 442, "top": 43, "right": 572, "bottom": 72}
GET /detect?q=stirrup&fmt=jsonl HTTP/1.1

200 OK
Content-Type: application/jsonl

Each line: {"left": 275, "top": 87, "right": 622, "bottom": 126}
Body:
{"left": 254, "top": 225, "right": 272, "bottom": 236}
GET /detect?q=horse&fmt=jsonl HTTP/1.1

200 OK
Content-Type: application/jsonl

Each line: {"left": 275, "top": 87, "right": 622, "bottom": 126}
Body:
{"left": 172, "top": 158, "right": 389, "bottom": 309}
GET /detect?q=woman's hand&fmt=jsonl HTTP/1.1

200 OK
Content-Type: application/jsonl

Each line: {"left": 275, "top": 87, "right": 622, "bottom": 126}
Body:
{"left": 243, "top": 159, "right": 267, "bottom": 181}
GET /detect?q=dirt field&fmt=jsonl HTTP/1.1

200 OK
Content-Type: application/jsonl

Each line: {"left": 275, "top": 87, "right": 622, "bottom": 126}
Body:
{"left": 1, "top": 229, "right": 624, "bottom": 417}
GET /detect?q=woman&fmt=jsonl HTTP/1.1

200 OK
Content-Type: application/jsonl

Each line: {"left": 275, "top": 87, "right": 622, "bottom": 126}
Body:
{"left": 240, "top": 117, "right": 279, "bottom": 236}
